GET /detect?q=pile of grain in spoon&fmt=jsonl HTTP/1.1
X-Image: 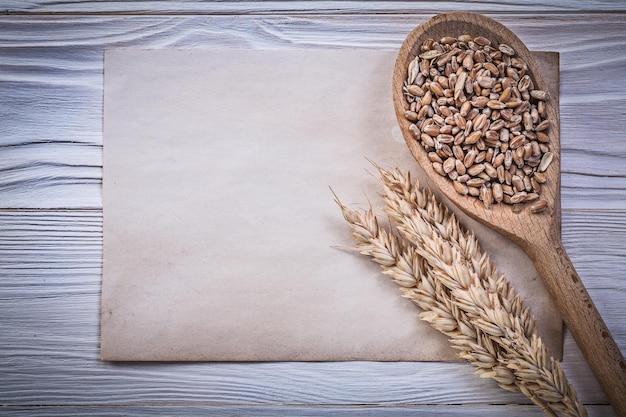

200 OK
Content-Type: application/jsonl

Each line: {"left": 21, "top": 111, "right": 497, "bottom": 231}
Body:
{"left": 403, "top": 34, "right": 552, "bottom": 213}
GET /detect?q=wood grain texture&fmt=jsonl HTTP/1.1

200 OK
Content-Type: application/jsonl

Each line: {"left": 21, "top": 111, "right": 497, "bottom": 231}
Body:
{"left": 1, "top": 14, "right": 625, "bottom": 208}
{"left": 3, "top": 0, "right": 626, "bottom": 14}
{"left": 0, "top": 405, "right": 616, "bottom": 417}
{"left": 1, "top": 4, "right": 625, "bottom": 416}
{"left": 0, "top": 209, "right": 623, "bottom": 414}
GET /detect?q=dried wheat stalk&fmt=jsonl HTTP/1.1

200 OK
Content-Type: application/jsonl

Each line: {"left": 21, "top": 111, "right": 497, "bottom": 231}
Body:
{"left": 334, "top": 165, "right": 587, "bottom": 417}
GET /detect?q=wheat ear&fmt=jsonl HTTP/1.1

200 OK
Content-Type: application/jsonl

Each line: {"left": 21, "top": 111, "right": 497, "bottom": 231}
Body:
{"left": 378, "top": 166, "right": 586, "bottom": 417}
{"left": 333, "top": 166, "right": 587, "bottom": 417}
{"left": 335, "top": 199, "right": 520, "bottom": 390}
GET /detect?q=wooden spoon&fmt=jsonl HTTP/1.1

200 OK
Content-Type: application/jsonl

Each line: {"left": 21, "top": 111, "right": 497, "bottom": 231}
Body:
{"left": 392, "top": 11, "right": 626, "bottom": 415}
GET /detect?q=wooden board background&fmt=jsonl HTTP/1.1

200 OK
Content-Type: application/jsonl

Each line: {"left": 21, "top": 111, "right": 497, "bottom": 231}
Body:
{"left": 1, "top": 2, "right": 625, "bottom": 416}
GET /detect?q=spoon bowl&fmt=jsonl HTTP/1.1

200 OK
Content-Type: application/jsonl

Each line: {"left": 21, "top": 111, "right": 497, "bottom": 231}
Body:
{"left": 392, "top": 11, "right": 559, "bottom": 243}
{"left": 393, "top": 11, "right": 626, "bottom": 414}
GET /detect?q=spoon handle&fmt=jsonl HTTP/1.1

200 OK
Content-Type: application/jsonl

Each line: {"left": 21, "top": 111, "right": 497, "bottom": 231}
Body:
{"left": 525, "top": 239, "right": 626, "bottom": 416}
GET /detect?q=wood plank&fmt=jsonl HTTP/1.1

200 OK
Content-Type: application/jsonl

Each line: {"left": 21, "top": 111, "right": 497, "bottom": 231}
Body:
{"left": 1, "top": 8, "right": 624, "bottom": 415}
{"left": 3, "top": 0, "right": 626, "bottom": 14}
{"left": 1, "top": 14, "right": 625, "bottom": 209}
{"left": 0, "top": 405, "right": 615, "bottom": 417}
{"left": 0, "top": 208, "right": 622, "bottom": 408}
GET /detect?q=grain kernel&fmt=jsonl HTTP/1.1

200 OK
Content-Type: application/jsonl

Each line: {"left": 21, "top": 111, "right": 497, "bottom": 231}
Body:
{"left": 403, "top": 34, "right": 553, "bottom": 209}
{"left": 530, "top": 199, "right": 548, "bottom": 213}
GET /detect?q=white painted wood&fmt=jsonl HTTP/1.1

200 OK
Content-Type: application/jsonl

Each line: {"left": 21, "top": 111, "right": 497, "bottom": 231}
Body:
{"left": 0, "top": 209, "right": 621, "bottom": 415}
{"left": 1, "top": 14, "right": 625, "bottom": 208}
{"left": 3, "top": 0, "right": 626, "bottom": 14}
{"left": 0, "top": 405, "right": 616, "bottom": 417}
{"left": 1, "top": 3, "right": 625, "bottom": 415}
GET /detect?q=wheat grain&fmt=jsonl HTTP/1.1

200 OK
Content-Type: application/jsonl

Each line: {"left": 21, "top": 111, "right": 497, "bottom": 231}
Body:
{"left": 377, "top": 166, "right": 585, "bottom": 417}
{"left": 333, "top": 166, "right": 587, "bottom": 417}
{"left": 403, "top": 35, "right": 553, "bottom": 212}
{"left": 334, "top": 198, "right": 517, "bottom": 391}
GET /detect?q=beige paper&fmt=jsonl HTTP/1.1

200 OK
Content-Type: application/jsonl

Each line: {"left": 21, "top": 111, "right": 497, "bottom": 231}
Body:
{"left": 102, "top": 49, "right": 562, "bottom": 361}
